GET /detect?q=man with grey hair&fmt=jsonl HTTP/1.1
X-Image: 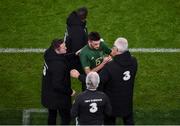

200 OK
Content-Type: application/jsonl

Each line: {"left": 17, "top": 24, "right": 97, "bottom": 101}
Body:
{"left": 71, "top": 37, "right": 138, "bottom": 125}
{"left": 71, "top": 71, "right": 112, "bottom": 125}
{"left": 85, "top": 71, "right": 100, "bottom": 90}
{"left": 114, "top": 37, "right": 128, "bottom": 52}
{"left": 99, "top": 37, "right": 138, "bottom": 125}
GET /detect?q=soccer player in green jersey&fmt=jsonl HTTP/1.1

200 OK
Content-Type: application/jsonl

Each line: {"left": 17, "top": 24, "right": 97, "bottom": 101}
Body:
{"left": 79, "top": 32, "right": 113, "bottom": 74}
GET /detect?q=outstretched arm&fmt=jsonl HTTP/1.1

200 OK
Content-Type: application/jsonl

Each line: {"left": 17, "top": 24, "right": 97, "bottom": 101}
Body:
{"left": 70, "top": 69, "right": 86, "bottom": 83}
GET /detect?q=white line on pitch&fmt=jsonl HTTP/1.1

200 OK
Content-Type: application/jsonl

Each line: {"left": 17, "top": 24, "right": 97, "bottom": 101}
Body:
{"left": 0, "top": 48, "right": 46, "bottom": 53}
{"left": 129, "top": 48, "right": 180, "bottom": 53}
{"left": 22, "top": 108, "right": 47, "bottom": 125}
{"left": 0, "top": 48, "right": 180, "bottom": 53}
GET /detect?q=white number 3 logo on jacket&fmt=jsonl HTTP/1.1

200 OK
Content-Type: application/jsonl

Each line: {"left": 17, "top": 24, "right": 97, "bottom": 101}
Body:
{"left": 123, "top": 71, "right": 131, "bottom": 81}
{"left": 89, "top": 103, "right": 98, "bottom": 113}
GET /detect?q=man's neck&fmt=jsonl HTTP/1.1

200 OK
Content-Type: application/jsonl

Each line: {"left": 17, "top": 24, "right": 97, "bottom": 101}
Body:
{"left": 88, "top": 43, "right": 93, "bottom": 49}
{"left": 87, "top": 88, "right": 96, "bottom": 91}
{"left": 55, "top": 49, "right": 61, "bottom": 54}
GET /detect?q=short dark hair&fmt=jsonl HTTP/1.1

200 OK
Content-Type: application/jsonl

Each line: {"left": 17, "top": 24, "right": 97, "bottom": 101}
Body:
{"left": 51, "top": 39, "right": 63, "bottom": 49}
{"left": 76, "top": 7, "right": 88, "bottom": 20}
{"left": 88, "top": 32, "right": 101, "bottom": 41}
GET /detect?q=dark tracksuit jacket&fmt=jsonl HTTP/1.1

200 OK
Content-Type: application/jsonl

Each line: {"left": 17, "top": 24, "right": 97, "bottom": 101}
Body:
{"left": 71, "top": 90, "right": 112, "bottom": 125}
{"left": 65, "top": 11, "right": 88, "bottom": 91}
{"left": 65, "top": 11, "right": 88, "bottom": 71}
{"left": 41, "top": 47, "right": 72, "bottom": 109}
{"left": 99, "top": 51, "right": 138, "bottom": 117}
{"left": 65, "top": 11, "right": 88, "bottom": 54}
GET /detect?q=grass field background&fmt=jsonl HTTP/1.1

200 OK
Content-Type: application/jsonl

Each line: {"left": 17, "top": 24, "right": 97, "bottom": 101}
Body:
{"left": 0, "top": 0, "right": 179, "bottom": 124}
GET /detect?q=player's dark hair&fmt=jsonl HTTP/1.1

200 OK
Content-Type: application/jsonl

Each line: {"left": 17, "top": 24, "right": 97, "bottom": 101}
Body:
{"left": 88, "top": 32, "right": 101, "bottom": 41}
{"left": 51, "top": 39, "right": 64, "bottom": 49}
{"left": 76, "top": 7, "right": 88, "bottom": 20}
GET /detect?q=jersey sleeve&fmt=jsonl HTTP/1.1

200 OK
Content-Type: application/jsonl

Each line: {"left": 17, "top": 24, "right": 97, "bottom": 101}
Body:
{"left": 101, "top": 42, "right": 112, "bottom": 55}
{"left": 80, "top": 51, "right": 90, "bottom": 68}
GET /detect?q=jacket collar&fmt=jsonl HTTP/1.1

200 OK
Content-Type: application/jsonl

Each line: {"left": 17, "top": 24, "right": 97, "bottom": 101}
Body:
{"left": 44, "top": 47, "right": 66, "bottom": 62}
{"left": 113, "top": 51, "right": 133, "bottom": 66}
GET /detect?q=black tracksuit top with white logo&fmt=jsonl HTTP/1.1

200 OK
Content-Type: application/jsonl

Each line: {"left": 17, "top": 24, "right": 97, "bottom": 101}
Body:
{"left": 71, "top": 90, "right": 112, "bottom": 125}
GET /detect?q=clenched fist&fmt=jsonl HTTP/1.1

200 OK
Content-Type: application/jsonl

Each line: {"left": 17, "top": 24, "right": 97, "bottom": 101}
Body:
{"left": 70, "top": 69, "right": 80, "bottom": 78}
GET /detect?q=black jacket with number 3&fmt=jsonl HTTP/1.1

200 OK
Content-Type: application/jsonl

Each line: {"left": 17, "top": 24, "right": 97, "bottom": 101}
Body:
{"left": 99, "top": 51, "right": 138, "bottom": 117}
{"left": 41, "top": 47, "right": 72, "bottom": 109}
{"left": 71, "top": 90, "right": 112, "bottom": 125}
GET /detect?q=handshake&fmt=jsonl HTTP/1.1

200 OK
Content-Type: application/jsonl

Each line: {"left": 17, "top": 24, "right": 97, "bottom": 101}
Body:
{"left": 102, "top": 55, "right": 112, "bottom": 65}
{"left": 70, "top": 55, "right": 112, "bottom": 78}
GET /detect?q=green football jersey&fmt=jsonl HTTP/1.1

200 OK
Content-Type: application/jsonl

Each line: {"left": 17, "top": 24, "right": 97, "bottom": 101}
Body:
{"left": 80, "top": 41, "right": 111, "bottom": 69}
